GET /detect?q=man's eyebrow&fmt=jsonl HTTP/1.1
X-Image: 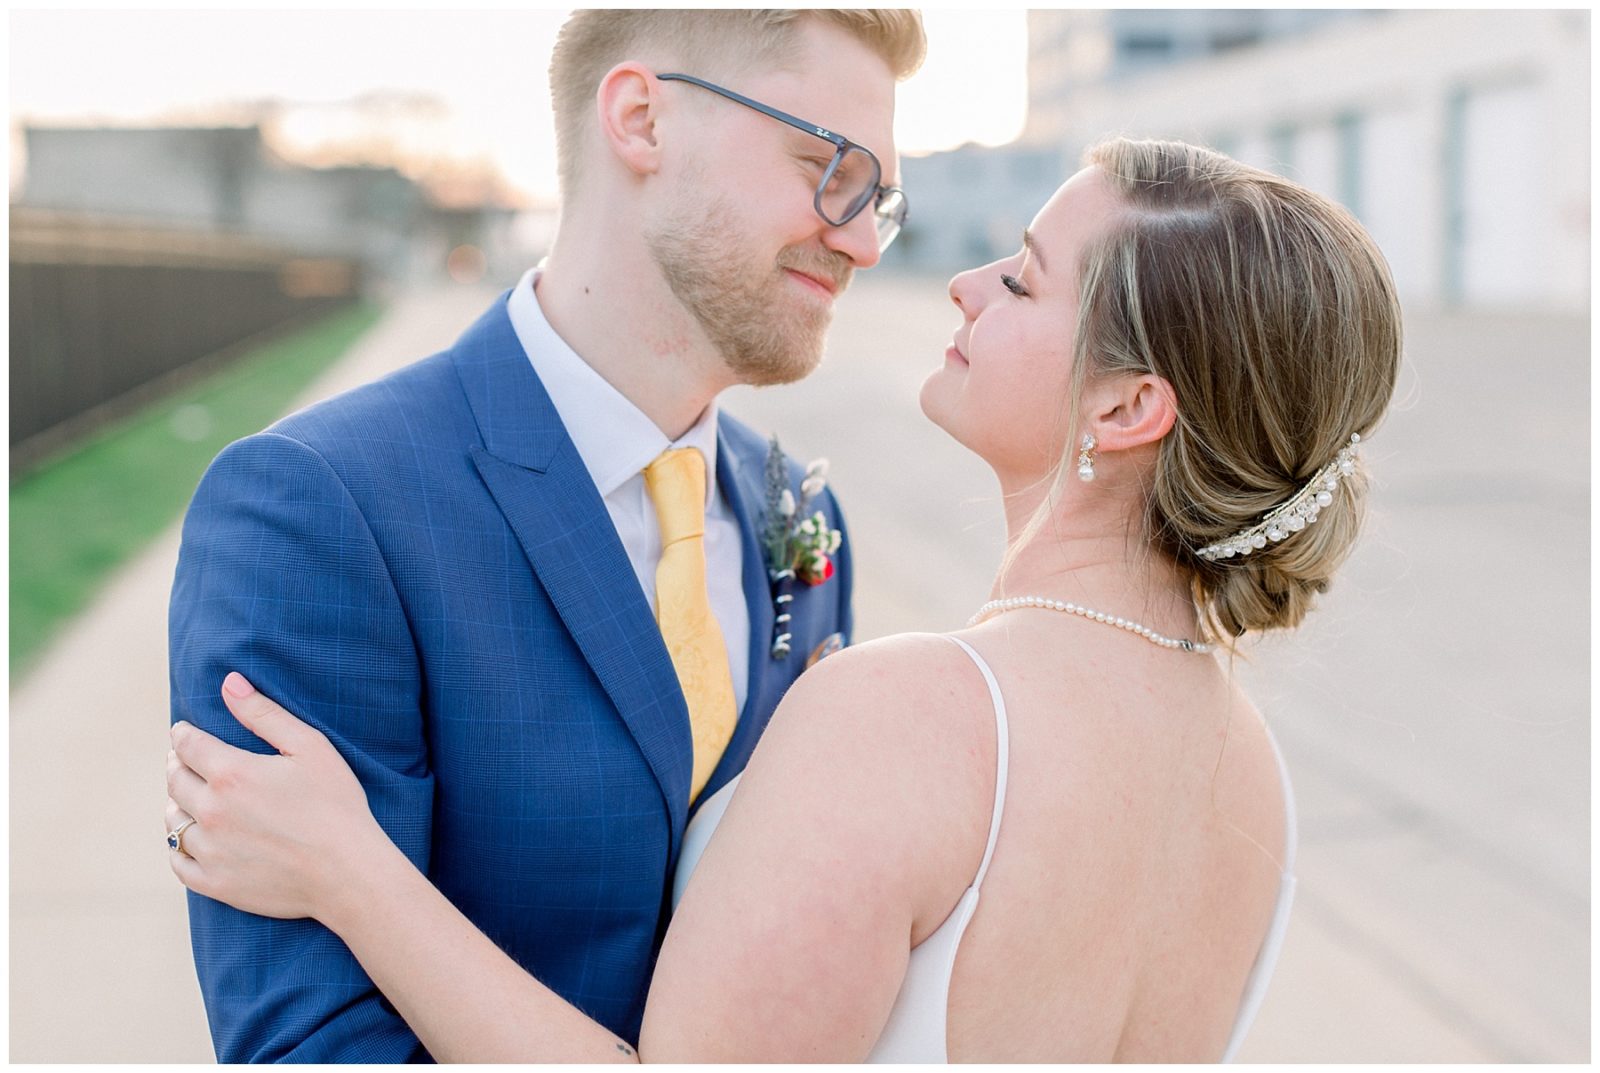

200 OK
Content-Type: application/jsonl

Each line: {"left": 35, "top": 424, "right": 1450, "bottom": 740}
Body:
{"left": 1023, "top": 228, "right": 1046, "bottom": 272}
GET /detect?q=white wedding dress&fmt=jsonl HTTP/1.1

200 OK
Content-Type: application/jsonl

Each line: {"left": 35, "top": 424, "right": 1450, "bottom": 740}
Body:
{"left": 671, "top": 635, "right": 1298, "bottom": 1062}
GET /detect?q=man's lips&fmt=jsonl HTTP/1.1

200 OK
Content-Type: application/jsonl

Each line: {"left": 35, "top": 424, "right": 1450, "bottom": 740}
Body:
{"left": 785, "top": 268, "right": 838, "bottom": 296}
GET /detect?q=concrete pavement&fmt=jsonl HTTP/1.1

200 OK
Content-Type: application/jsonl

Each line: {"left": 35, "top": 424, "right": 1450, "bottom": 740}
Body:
{"left": 10, "top": 273, "right": 1587, "bottom": 1061}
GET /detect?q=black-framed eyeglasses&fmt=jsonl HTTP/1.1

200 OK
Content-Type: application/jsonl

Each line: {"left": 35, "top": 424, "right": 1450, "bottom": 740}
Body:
{"left": 657, "top": 72, "right": 907, "bottom": 253}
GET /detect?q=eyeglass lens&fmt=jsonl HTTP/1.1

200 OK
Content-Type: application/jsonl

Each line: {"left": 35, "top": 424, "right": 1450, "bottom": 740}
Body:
{"left": 873, "top": 188, "right": 907, "bottom": 252}
{"left": 819, "top": 146, "right": 881, "bottom": 225}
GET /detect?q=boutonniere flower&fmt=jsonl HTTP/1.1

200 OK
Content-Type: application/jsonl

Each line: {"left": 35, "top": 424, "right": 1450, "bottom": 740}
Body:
{"left": 761, "top": 437, "right": 844, "bottom": 659}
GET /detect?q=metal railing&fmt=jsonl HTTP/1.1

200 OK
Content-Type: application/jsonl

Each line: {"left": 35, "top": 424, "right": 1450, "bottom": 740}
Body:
{"left": 10, "top": 210, "right": 360, "bottom": 468}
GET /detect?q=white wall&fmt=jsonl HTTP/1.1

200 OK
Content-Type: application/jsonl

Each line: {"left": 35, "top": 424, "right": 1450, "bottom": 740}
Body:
{"left": 1033, "top": 10, "right": 1589, "bottom": 313}
{"left": 1359, "top": 105, "right": 1436, "bottom": 307}
{"left": 1458, "top": 80, "right": 1548, "bottom": 306}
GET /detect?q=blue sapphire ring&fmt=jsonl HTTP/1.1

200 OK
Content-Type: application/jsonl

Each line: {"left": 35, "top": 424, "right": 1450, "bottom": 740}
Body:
{"left": 166, "top": 818, "right": 196, "bottom": 855}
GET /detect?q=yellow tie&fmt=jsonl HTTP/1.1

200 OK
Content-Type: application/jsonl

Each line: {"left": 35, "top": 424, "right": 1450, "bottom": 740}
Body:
{"left": 643, "top": 448, "right": 738, "bottom": 805}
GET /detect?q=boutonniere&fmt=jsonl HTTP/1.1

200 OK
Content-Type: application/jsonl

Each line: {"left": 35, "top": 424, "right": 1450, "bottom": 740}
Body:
{"left": 762, "top": 437, "right": 843, "bottom": 659}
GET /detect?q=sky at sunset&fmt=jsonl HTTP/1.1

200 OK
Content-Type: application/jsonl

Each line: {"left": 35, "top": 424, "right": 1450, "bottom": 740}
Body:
{"left": 9, "top": 9, "right": 1030, "bottom": 205}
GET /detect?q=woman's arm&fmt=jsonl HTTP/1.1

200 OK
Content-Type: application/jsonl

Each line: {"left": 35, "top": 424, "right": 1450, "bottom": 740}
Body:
{"left": 322, "top": 844, "right": 642, "bottom": 1063}
{"left": 169, "top": 636, "right": 993, "bottom": 1061}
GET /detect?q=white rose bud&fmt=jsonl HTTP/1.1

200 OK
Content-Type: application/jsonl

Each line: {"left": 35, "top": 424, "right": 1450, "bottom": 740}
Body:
{"left": 829, "top": 530, "right": 842, "bottom": 553}
{"left": 778, "top": 489, "right": 796, "bottom": 517}
{"left": 805, "top": 458, "right": 830, "bottom": 480}
{"left": 800, "top": 475, "right": 825, "bottom": 500}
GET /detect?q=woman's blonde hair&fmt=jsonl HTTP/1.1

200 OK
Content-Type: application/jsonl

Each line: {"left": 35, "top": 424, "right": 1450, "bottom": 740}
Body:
{"left": 548, "top": 10, "right": 926, "bottom": 199}
{"left": 1066, "top": 137, "right": 1402, "bottom": 641}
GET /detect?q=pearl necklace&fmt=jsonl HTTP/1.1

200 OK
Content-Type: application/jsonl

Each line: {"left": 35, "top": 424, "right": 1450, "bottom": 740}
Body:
{"left": 967, "top": 595, "right": 1215, "bottom": 654}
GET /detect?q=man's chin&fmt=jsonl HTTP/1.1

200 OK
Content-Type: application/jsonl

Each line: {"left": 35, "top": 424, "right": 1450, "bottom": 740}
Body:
{"left": 727, "top": 346, "right": 827, "bottom": 387}
{"left": 721, "top": 311, "right": 832, "bottom": 387}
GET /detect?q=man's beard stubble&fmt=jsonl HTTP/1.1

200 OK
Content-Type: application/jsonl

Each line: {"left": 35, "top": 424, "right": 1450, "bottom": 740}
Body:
{"left": 645, "top": 196, "right": 853, "bottom": 388}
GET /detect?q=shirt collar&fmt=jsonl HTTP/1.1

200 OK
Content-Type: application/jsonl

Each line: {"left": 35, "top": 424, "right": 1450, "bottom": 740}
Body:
{"left": 506, "top": 267, "right": 721, "bottom": 506}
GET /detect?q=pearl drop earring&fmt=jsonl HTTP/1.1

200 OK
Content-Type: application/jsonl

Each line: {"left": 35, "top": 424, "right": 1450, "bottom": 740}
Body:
{"left": 1077, "top": 433, "right": 1097, "bottom": 482}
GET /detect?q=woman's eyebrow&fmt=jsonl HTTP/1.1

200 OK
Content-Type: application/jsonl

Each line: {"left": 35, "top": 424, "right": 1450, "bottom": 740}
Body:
{"left": 1023, "top": 228, "right": 1047, "bottom": 273}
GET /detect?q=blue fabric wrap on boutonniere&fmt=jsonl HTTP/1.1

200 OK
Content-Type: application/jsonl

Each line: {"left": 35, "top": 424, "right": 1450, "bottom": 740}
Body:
{"left": 760, "top": 436, "right": 844, "bottom": 660}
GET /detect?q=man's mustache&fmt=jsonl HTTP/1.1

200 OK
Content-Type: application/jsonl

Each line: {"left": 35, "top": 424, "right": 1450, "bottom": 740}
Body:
{"left": 777, "top": 248, "right": 853, "bottom": 295}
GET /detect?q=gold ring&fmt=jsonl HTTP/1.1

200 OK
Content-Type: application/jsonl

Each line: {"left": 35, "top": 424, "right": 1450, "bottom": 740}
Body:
{"left": 166, "top": 818, "right": 197, "bottom": 856}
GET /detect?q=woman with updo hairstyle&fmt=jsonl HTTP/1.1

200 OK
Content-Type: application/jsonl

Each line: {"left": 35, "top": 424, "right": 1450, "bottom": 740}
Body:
{"left": 1069, "top": 138, "right": 1401, "bottom": 643}
{"left": 165, "top": 137, "right": 1401, "bottom": 1061}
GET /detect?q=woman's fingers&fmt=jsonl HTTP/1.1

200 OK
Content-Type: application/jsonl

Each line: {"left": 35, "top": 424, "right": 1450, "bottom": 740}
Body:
{"left": 169, "top": 719, "right": 245, "bottom": 783}
{"left": 219, "top": 672, "right": 328, "bottom": 757}
{"left": 171, "top": 674, "right": 331, "bottom": 786}
{"left": 165, "top": 751, "right": 209, "bottom": 820}
{"left": 163, "top": 794, "right": 191, "bottom": 834}
{"left": 164, "top": 797, "right": 205, "bottom": 854}
{"left": 165, "top": 794, "right": 210, "bottom": 880}
{"left": 162, "top": 678, "right": 370, "bottom": 921}
{"left": 166, "top": 818, "right": 212, "bottom": 896}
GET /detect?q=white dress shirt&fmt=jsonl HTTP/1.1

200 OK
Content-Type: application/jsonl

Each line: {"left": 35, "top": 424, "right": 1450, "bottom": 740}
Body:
{"left": 505, "top": 267, "right": 749, "bottom": 712}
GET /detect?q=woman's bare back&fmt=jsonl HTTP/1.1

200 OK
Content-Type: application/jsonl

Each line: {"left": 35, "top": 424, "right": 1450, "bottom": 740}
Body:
{"left": 928, "top": 619, "right": 1290, "bottom": 1062}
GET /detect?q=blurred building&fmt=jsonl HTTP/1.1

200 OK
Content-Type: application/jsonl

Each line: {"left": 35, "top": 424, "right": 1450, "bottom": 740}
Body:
{"left": 1023, "top": 9, "right": 1382, "bottom": 141}
{"left": 15, "top": 124, "right": 521, "bottom": 284}
{"left": 883, "top": 144, "right": 1061, "bottom": 273}
{"left": 889, "top": 9, "right": 1588, "bottom": 315}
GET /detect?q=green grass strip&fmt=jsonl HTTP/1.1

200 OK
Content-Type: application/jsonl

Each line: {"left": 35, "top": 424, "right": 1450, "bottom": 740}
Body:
{"left": 10, "top": 301, "right": 384, "bottom": 675}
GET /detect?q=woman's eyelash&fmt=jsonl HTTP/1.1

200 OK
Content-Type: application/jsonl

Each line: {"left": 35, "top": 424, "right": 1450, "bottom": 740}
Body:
{"left": 1000, "top": 273, "right": 1029, "bottom": 297}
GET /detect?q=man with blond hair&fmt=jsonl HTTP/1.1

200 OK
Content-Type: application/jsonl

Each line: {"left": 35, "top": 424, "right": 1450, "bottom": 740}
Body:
{"left": 169, "top": 9, "right": 924, "bottom": 1062}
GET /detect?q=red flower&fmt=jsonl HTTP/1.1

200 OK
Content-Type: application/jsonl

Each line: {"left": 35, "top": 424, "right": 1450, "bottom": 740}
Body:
{"left": 797, "top": 555, "right": 834, "bottom": 587}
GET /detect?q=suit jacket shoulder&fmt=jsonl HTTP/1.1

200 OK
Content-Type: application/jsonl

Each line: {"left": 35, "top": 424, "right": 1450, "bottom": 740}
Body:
{"left": 263, "top": 349, "right": 473, "bottom": 474}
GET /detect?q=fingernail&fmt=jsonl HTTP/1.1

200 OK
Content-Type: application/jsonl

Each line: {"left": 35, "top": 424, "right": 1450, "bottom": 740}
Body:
{"left": 223, "top": 672, "right": 256, "bottom": 698}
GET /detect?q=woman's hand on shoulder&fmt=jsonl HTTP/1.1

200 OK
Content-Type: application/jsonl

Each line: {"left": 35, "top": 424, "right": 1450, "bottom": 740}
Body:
{"left": 165, "top": 672, "right": 393, "bottom": 924}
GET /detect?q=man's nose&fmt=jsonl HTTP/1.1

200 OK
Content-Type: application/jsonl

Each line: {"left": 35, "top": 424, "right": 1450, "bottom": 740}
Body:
{"left": 821, "top": 206, "right": 883, "bottom": 270}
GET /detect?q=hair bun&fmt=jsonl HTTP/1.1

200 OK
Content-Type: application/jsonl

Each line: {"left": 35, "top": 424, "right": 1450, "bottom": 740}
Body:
{"left": 1196, "top": 459, "right": 1369, "bottom": 637}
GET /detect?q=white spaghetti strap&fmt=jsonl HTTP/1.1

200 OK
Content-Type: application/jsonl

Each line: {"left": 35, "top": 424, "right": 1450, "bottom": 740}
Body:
{"left": 1219, "top": 723, "right": 1300, "bottom": 1062}
{"left": 1262, "top": 724, "right": 1298, "bottom": 875}
{"left": 945, "top": 635, "right": 1010, "bottom": 892}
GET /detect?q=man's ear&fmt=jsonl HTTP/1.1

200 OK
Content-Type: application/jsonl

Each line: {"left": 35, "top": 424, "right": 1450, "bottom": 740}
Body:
{"left": 1083, "top": 373, "right": 1179, "bottom": 452}
{"left": 596, "top": 62, "right": 663, "bottom": 177}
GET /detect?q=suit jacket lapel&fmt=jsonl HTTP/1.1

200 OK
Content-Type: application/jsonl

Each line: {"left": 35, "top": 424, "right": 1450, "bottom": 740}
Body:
{"left": 452, "top": 295, "right": 692, "bottom": 853}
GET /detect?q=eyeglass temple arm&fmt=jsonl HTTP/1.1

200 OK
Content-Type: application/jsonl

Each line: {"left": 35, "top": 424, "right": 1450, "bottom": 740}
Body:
{"left": 656, "top": 72, "right": 848, "bottom": 148}
{"left": 657, "top": 72, "right": 901, "bottom": 215}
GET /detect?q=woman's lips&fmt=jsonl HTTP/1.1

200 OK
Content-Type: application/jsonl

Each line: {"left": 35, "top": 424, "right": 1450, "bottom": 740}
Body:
{"left": 945, "top": 342, "right": 969, "bottom": 366}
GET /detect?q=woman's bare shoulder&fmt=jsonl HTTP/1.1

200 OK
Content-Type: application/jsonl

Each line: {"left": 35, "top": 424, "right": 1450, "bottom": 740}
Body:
{"left": 1213, "top": 687, "right": 1293, "bottom": 873}
{"left": 766, "top": 632, "right": 1000, "bottom": 756}
{"left": 788, "top": 630, "right": 981, "bottom": 697}
{"left": 742, "top": 632, "right": 1006, "bottom": 922}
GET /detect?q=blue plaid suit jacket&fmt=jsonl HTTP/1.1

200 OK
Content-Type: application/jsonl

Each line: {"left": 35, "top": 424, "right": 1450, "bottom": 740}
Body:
{"left": 168, "top": 293, "right": 854, "bottom": 1062}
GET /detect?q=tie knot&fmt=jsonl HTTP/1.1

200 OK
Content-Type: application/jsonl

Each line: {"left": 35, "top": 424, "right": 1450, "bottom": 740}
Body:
{"left": 644, "top": 447, "right": 707, "bottom": 546}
